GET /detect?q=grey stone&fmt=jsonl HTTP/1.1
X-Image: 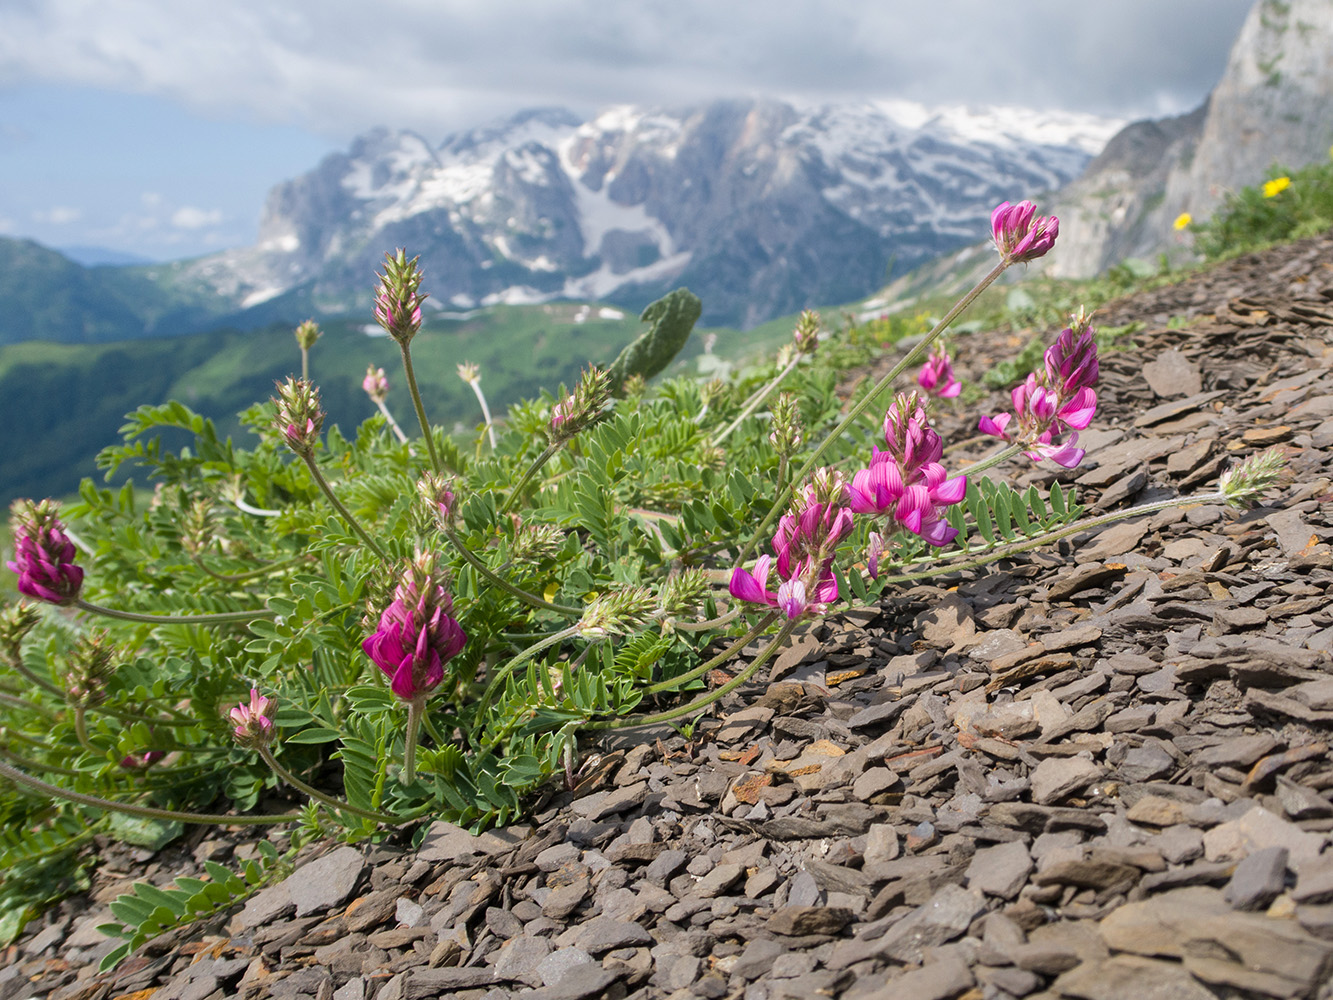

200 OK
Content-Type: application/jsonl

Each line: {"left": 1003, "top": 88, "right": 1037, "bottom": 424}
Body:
{"left": 493, "top": 934, "right": 554, "bottom": 986}
{"left": 1223, "top": 845, "right": 1289, "bottom": 910}
{"left": 1117, "top": 743, "right": 1176, "bottom": 783}
{"left": 877, "top": 884, "right": 985, "bottom": 964}
{"left": 692, "top": 862, "right": 746, "bottom": 898}
{"left": 1054, "top": 955, "right": 1219, "bottom": 1000}
{"left": 1292, "top": 854, "right": 1333, "bottom": 904}
{"left": 573, "top": 916, "right": 653, "bottom": 954}
{"left": 416, "top": 820, "right": 523, "bottom": 862}
{"left": 964, "top": 841, "right": 1033, "bottom": 900}
{"left": 536, "top": 947, "right": 596, "bottom": 988}
{"left": 1029, "top": 756, "right": 1103, "bottom": 805}
{"left": 286, "top": 846, "right": 365, "bottom": 917}
{"left": 731, "top": 937, "right": 787, "bottom": 979}
{"left": 865, "top": 956, "right": 974, "bottom": 1000}
{"left": 786, "top": 869, "right": 824, "bottom": 908}
{"left": 644, "top": 848, "right": 689, "bottom": 886}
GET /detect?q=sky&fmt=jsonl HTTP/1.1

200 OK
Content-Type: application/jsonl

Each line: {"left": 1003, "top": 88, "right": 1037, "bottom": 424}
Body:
{"left": 0, "top": 0, "right": 1257, "bottom": 263}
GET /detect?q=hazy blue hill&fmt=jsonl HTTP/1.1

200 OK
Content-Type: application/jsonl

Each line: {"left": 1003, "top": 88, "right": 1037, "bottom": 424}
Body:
{"left": 0, "top": 237, "right": 262, "bottom": 345}
{"left": 0, "top": 302, "right": 655, "bottom": 504}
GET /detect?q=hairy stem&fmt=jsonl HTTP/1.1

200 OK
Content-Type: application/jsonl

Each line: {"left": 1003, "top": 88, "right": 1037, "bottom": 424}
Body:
{"left": 647, "top": 612, "right": 777, "bottom": 694}
{"left": 713, "top": 352, "right": 803, "bottom": 446}
{"left": 257, "top": 746, "right": 403, "bottom": 823}
{"left": 442, "top": 525, "right": 580, "bottom": 615}
{"left": 499, "top": 441, "right": 565, "bottom": 517}
{"left": 375, "top": 399, "right": 410, "bottom": 444}
{"left": 399, "top": 341, "right": 442, "bottom": 474}
{"left": 0, "top": 759, "right": 302, "bottom": 825}
{"left": 300, "top": 455, "right": 391, "bottom": 562}
{"left": 75, "top": 599, "right": 276, "bottom": 626}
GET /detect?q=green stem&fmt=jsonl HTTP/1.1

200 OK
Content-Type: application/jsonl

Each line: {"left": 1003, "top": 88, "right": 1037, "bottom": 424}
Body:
{"left": 738, "top": 258, "right": 1011, "bottom": 565}
{"left": 73, "top": 707, "right": 98, "bottom": 754}
{"left": 714, "top": 353, "right": 802, "bottom": 445}
{"left": 956, "top": 442, "right": 1025, "bottom": 480}
{"left": 0, "top": 745, "right": 84, "bottom": 777}
{"left": 403, "top": 699, "right": 422, "bottom": 785}
{"left": 475, "top": 625, "right": 581, "bottom": 736}
{"left": 301, "top": 455, "right": 391, "bottom": 562}
{"left": 647, "top": 612, "right": 777, "bottom": 694}
{"left": 442, "top": 525, "right": 580, "bottom": 615}
{"left": 189, "top": 552, "right": 310, "bottom": 585}
{"left": 232, "top": 496, "right": 282, "bottom": 517}
{"left": 0, "top": 692, "right": 56, "bottom": 718}
{"left": 669, "top": 606, "right": 744, "bottom": 633}
{"left": 1, "top": 652, "right": 63, "bottom": 698}
{"left": 499, "top": 441, "right": 565, "bottom": 517}
{"left": 257, "top": 746, "right": 403, "bottom": 824}
{"left": 589, "top": 618, "right": 798, "bottom": 730}
{"left": 301, "top": 347, "right": 310, "bottom": 382}
{"left": 0, "top": 759, "right": 302, "bottom": 826}
{"left": 399, "top": 341, "right": 442, "bottom": 474}
{"left": 75, "top": 599, "right": 275, "bottom": 626}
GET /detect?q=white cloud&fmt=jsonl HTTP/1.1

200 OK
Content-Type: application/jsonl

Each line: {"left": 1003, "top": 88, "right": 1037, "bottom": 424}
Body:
{"left": 33, "top": 205, "right": 82, "bottom": 224}
{"left": 171, "top": 206, "right": 224, "bottom": 229}
{"left": 0, "top": 0, "right": 1256, "bottom": 140}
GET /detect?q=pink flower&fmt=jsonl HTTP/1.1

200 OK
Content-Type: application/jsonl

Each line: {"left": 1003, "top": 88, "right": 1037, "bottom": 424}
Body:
{"left": 363, "top": 366, "right": 389, "bottom": 403}
{"left": 991, "top": 201, "right": 1059, "bottom": 264}
{"left": 373, "top": 250, "right": 428, "bottom": 345}
{"left": 363, "top": 556, "right": 466, "bottom": 702}
{"left": 849, "top": 395, "right": 966, "bottom": 546}
{"left": 917, "top": 347, "right": 961, "bottom": 398}
{"left": 120, "top": 750, "right": 165, "bottom": 770}
{"left": 230, "top": 688, "right": 276, "bottom": 747}
{"left": 7, "top": 500, "right": 84, "bottom": 606}
{"left": 729, "top": 556, "right": 838, "bottom": 620}
{"left": 866, "top": 532, "right": 885, "bottom": 581}
{"left": 979, "top": 325, "right": 1100, "bottom": 468}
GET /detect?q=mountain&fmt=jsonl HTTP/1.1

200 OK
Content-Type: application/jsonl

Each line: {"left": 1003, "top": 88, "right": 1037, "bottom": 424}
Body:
{"left": 57, "top": 246, "right": 158, "bottom": 268}
{"left": 179, "top": 99, "right": 1119, "bottom": 328}
{"left": 1046, "top": 0, "right": 1333, "bottom": 277}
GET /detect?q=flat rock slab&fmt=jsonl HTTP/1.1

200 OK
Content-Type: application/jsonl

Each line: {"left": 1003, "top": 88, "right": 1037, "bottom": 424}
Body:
{"left": 286, "top": 845, "right": 365, "bottom": 917}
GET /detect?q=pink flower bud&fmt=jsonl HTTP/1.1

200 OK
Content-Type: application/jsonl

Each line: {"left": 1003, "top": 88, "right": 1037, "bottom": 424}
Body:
{"left": 7, "top": 499, "right": 84, "bottom": 605}
{"left": 230, "top": 688, "right": 276, "bottom": 748}
{"left": 991, "top": 201, "right": 1059, "bottom": 264}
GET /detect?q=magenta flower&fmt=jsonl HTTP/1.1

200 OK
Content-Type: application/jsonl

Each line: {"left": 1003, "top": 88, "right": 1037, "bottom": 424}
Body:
{"left": 729, "top": 555, "right": 838, "bottom": 620}
{"left": 866, "top": 532, "right": 885, "bottom": 581}
{"left": 979, "top": 324, "right": 1100, "bottom": 468}
{"left": 849, "top": 394, "right": 966, "bottom": 546}
{"left": 230, "top": 688, "right": 276, "bottom": 748}
{"left": 991, "top": 201, "right": 1059, "bottom": 264}
{"left": 120, "top": 750, "right": 166, "bottom": 770}
{"left": 7, "top": 500, "right": 84, "bottom": 606}
{"left": 363, "top": 555, "right": 466, "bottom": 702}
{"left": 363, "top": 366, "right": 389, "bottom": 403}
{"left": 917, "top": 347, "right": 961, "bottom": 399}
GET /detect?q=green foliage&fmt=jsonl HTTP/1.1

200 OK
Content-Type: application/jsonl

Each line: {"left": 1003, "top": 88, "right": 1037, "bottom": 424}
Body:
{"left": 606, "top": 288, "right": 702, "bottom": 395}
{"left": 96, "top": 841, "right": 285, "bottom": 972}
{"left": 1193, "top": 159, "right": 1333, "bottom": 260}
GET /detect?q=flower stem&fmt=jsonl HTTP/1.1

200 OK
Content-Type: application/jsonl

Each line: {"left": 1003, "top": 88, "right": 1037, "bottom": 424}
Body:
{"left": 75, "top": 600, "right": 276, "bottom": 625}
{"left": 375, "top": 399, "right": 410, "bottom": 444}
{"left": 300, "top": 455, "right": 391, "bottom": 562}
{"left": 714, "top": 352, "right": 802, "bottom": 445}
{"left": 399, "top": 341, "right": 442, "bottom": 474}
{"left": 499, "top": 442, "right": 565, "bottom": 517}
{"left": 475, "top": 625, "right": 581, "bottom": 739}
{"left": 647, "top": 612, "right": 777, "bottom": 694}
{"left": 73, "top": 707, "right": 98, "bottom": 754}
{"left": 739, "top": 259, "right": 1010, "bottom": 564}
{"left": 231, "top": 496, "right": 282, "bottom": 517}
{"left": 589, "top": 618, "right": 797, "bottom": 730}
{"left": 0, "top": 745, "right": 84, "bottom": 777}
{"left": 189, "top": 552, "right": 310, "bottom": 585}
{"left": 442, "top": 525, "right": 580, "bottom": 615}
{"left": 956, "top": 442, "right": 1025, "bottom": 479}
{"left": 0, "top": 759, "right": 302, "bottom": 825}
{"left": 467, "top": 380, "right": 498, "bottom": 450}
{"left": 257, "top": 746, "right": 403, "bottom": 823}
{"left": 1, "top": 651, "right": 63, "bottom": 698}
{"left": 403, "top": 699, "right": 422, "bottom": 785}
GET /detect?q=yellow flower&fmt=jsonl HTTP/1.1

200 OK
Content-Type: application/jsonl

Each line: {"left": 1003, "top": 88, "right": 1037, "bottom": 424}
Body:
{"left": 1173, "top": 213, "right": 1192, "bottom": 231}
{"left": 1262, "top": 176, "right": 1291, "bottom": 198}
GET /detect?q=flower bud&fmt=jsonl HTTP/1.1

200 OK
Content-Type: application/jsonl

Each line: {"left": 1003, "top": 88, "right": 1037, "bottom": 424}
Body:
{"left": 363, "top": 365, "right": 390, "bottom": 403}
{"left": 363, "top": 551, "right": 466, "bottom": 702}
{"left": 768, "top": 392, "right": 803, "bottom": 458}
{"left": 273, "top": 377, "right": 325, "bottom": 458}
{"left": 1219, "top": 447, "right": 1289, "bottom": 510}
{"left": 230, "top": 688, "right": 277, "bottom": 748}
{"left": 64, "top": 631, "right": 114, "bottom": 707}
{"left": 456, "top": 362, "right": 480, "bottom": 385}
{"left": 294, "top": 319, "right": 322, "bottom": 351}
{"left": 417, "top": 472, "right": 456, "bottom": 521}
{"left": 577, "top": 587, "right": 656, "bottom": 638}
{"left": 991, "top": 200, "right": 1059, "bottom": 264}
{"left": 548, "top": 366, "right": 611, "bottom": 442}
{"left": 7, "top": 499, "right": 84, "bottom": 606}
{"left": 793, "top": 310, "right": 821, "bottom": 355}
{"left": 373, "top": 249, "right": 428, "bottom": 345}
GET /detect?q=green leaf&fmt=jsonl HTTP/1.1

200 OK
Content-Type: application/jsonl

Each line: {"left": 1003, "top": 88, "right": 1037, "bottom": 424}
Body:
{"left": 606, "top": 288, "right": 702, "bottom": 396}
{"left": 134, "top": 883, "right": 187, "bottom": 918}
{"left": 1050, "top": 481, "right": 1067, "bottom": 516}
{"left": 99, "top": 941, "right": 133, "bottom": 973}
{"left": 286, "top": 727, "right": 342, "bottom": 744}
{"left": 107, "top": 814, "right": 183, "bottom": 852}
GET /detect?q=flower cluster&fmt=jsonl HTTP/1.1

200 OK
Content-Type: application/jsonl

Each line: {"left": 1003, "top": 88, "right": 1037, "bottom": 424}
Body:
{"left": 849, "top": 393, "right": 967, "bottom": 547}
{"left": 362, "top": 366, "right": 389, "bottom": 403}
{"left": 731, "top": 470, "right": 853, "bottom": 620}
{"left": 991, "top": 201, "right": 1059, "bottom": 264}
{"left": 917, "top": 346, "right": 961, "bottom": 399}
{"left": 792, "top": 310, "right": 821, "bottom": 355}
{"left": 230, "top": 688, "right": 276, "bottom": 748}
{"left": 363, "top": 552, "right": 467, "bottom": 702}
{"left": 7, "top": 499, "right": 84, "bottom": 606}
{"left": 293, "top": 319, "right": 322, "bottom": 351}
{"left": 979, "top": 319, "right": 1099, "bottom": 468}
{"left": 374, "top": 250, "right": 427, "bottom": 345}
{"left": 549, "top": 366, "right": 611, "bottom": 442}
{"left": 274, "top": 377, "right": 326, "bottom": 458}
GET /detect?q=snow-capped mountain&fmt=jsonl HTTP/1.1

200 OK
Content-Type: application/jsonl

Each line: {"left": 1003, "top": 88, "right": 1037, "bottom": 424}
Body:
{"left": 185, "top": 99, "right": 1121, "bottom": 327}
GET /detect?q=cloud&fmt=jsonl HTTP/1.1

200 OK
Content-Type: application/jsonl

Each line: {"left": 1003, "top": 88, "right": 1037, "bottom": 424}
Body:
{"left": 33, "top": 205, "right": 82, "bottom": 225}
{"left": 0, "top": 0, "right": 1256, "bottom": 142}
{"left": 171, "top": 206, "right": 224, "bottom": 229}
